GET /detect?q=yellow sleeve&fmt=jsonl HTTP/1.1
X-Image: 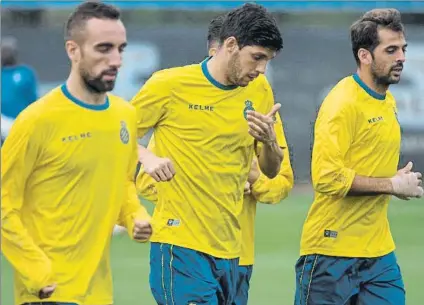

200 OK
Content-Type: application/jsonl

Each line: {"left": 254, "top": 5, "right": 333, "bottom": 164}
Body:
{"left": 136, "top": 136, "right": 158, "bottom": 203}
{"left": 118, "top": 112, "right": 151, "bottom": 241}
{"left": 251, "top": 113, "right": 294, "bottom": 204}
{"left": 136, "top": 166, "right": 158, "bottom": 203}
{"left": 130, "top": 71, "right": 172, "bottom": 139}
{"left": 1, "top": 112, "right": 52, "bottom": 294}
{"left": 312, "top": 98, "right": 356, "bottom": 197}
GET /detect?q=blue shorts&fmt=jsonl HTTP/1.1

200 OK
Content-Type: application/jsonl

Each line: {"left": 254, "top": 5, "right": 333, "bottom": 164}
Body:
{"left": 233, "top": 265, "right": 253, "bottom": 305}
{"left": 150, "top": 242, "right": 239, "bottom": 305}
{"left": 294, "top": 251, "right": 405, "bottom": 305}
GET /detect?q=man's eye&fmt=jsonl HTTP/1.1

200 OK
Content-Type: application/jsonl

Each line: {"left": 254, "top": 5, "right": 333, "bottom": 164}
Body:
{"left": 97, "top": 46, "right": 112, "bottom": 53}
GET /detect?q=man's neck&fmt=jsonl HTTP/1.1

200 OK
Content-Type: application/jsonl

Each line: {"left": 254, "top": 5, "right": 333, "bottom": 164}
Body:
{"left": 66, "top": 73, "right": 107, "bottom": 105}
{"left": 206, "top": 55, "right": 232, "bottom": 86}
{"left": 356, "top": 69, "right": 388, "bottom": 95}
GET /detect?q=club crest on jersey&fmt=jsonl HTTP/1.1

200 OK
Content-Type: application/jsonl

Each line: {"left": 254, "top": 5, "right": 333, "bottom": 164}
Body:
{"left": 243, "top": 100, "right": 255, "bottom": 120}
{"left": 120, "top": 121, "right": 129, "bottom": 144}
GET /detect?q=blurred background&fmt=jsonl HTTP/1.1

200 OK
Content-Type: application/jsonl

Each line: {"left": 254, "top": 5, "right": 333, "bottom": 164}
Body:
{"left": 1, "top": 1, "right": 423, "bottom": 304}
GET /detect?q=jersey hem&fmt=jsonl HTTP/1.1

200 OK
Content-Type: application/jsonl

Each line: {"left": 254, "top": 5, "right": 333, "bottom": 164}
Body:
{"left": 239, "top": 257, "right": 254, "bottom": 266}
{"left": 150, "top": 237, "right": 240, "bottom": 259}
{"left": 239, "top": 255, "right": 255, "bottom": 266}
{"left": 300, "top": 246, "right": 396, "bottom": 258}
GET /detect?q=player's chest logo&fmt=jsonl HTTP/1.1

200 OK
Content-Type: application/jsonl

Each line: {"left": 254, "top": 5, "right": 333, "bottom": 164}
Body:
{"left": 243, "top": 100, "right": 255, "bottom": 120}
{"left": 120, "top": 121, "right": 129, "bottom": 144}
{"left": 62, "top": 132, "right": 92, "bottom": 143}
{"left": 367, "top": 116, "right": 384, "bottom": 124}
{"left": 188, "top": 104, "right": 214, "bottom": 112}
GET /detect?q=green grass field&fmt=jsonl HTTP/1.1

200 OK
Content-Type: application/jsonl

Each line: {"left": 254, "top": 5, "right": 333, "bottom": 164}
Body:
{"left": 2, "top": 192, "right": 424, "bottom": 305}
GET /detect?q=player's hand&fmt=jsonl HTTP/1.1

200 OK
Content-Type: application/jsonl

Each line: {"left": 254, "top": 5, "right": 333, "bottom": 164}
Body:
{"left": 246, "top": 103, "right": 281, "bottom": 144}
{"left": 142, "top": 152, "right": 175, "bottom": 182}
{"left": 38, "top": 283, "right": 56, "bottom": 299}
{"left": 244, "top": 181, "right": 251, "bottom": 195}
{"left": 133, "top": 220, "right": 153, "bottom": 242}
{"left": 248, "top": 157, "right": 260, "bottom": 184}
{"left": 390, "top": 162, "right": 423, "bottom": 199}
{"left": 394, "top": 162, "right": 414, "bottom": 200}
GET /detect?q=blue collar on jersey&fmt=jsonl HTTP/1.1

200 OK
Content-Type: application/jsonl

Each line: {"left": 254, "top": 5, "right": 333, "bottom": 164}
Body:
{"left": 61, "top": 84, "right": 110, "bottom": 111}
{"left": 201, "top": 57, "right": 238, "bottom": 91}
{"left": 352, "top": 73, "right": 386, "bottom": 101}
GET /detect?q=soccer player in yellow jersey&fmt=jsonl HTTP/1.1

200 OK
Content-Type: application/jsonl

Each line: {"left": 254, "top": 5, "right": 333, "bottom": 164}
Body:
{"left": 1, "top": 3, "right": 152, "bottom": 305}
{"left": 295, "top": 9, "right": 423, "bottom": 305}
{"left": 131, "top": 3, "right": 285, "bottom": 304}
{"left": 135, "top": 14, "right": 294, "bottom": 305}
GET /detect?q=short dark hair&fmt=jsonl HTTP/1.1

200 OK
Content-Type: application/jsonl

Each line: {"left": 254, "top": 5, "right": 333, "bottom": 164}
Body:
{"left": 65, "top": 1, "right": 121, "bottom": 41}
{"left": 219, "top": 3, "right": 283, "bottom": 52}
{"left": 350, "top": 9, "right": 404, "bottom": 65}
{"left": 207, "top": 14, "right": 225, "bottom": 49}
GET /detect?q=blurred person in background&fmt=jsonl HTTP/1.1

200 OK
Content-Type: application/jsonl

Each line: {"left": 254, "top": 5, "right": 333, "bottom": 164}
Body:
{"left": 1, "top": 2, "right": 152, "bottom": 305}
{"left": 133, "top": 13, "right": 294, "bottom": 305}
{"left": 295, "top": 8, "right": 423, "bottom": 305}
{"left": 131, "top": 3, "right": 284, "bottom": 304}
{"left": 1, "top": 36, "right": 38, "bottom": 142}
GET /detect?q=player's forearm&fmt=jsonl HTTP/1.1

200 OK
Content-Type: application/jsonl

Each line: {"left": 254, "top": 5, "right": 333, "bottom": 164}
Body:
{"left": 347, "top": 175, "right": 394, "bottom": 196}
{"left": 258, "top": 141, "right": 283, "bottom": 179}
{"left": 137, "top": 144, "right": 155, "bottom": 163}
{"left": 1, "top": 208, "right": 51, "bottom": 293}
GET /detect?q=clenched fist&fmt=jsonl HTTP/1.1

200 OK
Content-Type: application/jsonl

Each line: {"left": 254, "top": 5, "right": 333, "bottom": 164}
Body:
{"left": 133, "top": 220, "right": 153, "bottom": 242}
{"left": 140, "top": 150, "right": 176, "bottom": 182}
{"left": 38, "top": 283, "right": 56, "bottom": 299}
{"left": 390, "top": 162, "right": 423, "bottom": 199}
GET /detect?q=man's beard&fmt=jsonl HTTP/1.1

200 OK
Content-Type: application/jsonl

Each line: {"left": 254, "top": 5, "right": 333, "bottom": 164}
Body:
{"left": 227, "top": 52, "right": 243, "bottom": 86}
{"left": 80, "top": 68, "right": 117, "bottom": 94}
{"left": 371, "top": 61, "right": 403, "bottom": 87}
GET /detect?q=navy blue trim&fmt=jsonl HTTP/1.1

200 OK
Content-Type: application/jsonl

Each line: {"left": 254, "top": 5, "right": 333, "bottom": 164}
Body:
{"left": 61, "top": 84, "right": 110, "bottom": 110}
{"left": 201, "top": 57, "right": 238, "bottom": 91}
{"left": 352, "top": 73, "right": 386, "bottom": 100}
